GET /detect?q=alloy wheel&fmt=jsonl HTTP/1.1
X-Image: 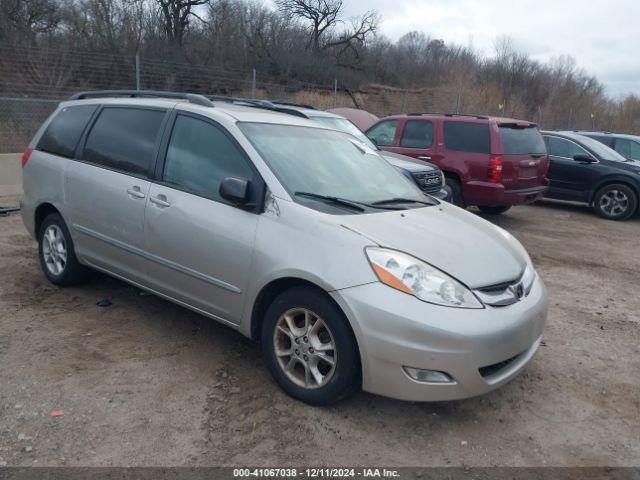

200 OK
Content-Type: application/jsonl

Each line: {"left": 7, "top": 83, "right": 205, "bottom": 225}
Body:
{"left": 273, "top": 308, "right": 337, "bottom": 389}
{"left": 42, "top": 224, "right": 67, "bottom": 276}
{"left": 599, "top": 189, "right": 629, "bottom": 217}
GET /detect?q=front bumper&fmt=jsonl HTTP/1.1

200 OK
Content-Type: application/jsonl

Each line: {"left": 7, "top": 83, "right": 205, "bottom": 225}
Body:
{"left": 463, "top": 181, "right": 548, "bottom": 207}
{"left": 331, "top": 274, "right": 547, "bottom": 401}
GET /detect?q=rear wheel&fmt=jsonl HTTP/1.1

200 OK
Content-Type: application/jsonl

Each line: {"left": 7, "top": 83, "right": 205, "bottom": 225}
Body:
{"left": 38, "top": 213, "right": 89, "bottom": 286}
{"left": 478, "top": 205, "right": 512, "bottom": 215}
{"left": 445, "top": 177, "right": 465, "bottom": 208}
{"left": 261, "top": 286, "right": 360, "bottom": 405}
{"left": 593, "top": 184, "right": 637, "bottom": 220}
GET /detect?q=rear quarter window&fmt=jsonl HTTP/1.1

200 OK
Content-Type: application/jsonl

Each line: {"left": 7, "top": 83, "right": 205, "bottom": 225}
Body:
{"left": 499, "top": 126, "right": 546, "bottom": 155}
{"left": 443, "top": 122, "right": 490, "bottom": 153}
{"left": 37, "top": 105, "right": 97, "bottom": 158}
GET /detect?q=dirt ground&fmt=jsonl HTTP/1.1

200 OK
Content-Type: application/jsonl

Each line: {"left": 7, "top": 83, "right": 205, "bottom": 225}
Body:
{"left": 0, "top": 176, "right": 639, "bottom": 467}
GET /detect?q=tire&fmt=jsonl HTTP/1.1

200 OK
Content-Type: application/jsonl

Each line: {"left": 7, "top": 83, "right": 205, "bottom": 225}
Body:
{"left": 593, "top": 184, "right": 637, "bottom": 221}
{"left": 445, "top": 176, "right": 466, "bottom": 208}
{"left": 261, "top": 286, "right": 360, "bottom": 405}
{"left": 478, "top": 205, "right": 512, "bottom": 215}
{"left": 38, "top": 213, "right": 89, "bottom": 286}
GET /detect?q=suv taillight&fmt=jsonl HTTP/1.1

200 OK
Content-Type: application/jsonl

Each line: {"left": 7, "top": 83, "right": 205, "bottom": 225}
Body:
{"left": 488, "top": 155, "right": 502, "bottom": 183}
{"left": 21, "top": 148, "right": 33, "bottom": 168}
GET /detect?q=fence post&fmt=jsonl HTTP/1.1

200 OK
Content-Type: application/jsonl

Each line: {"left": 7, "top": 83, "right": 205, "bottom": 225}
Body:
{"left": 568, "top": 108, "right": 573, "bottom": 130}
{"left": 135, "top": 53, "right": 140, "bottom": 91}
{"left": 401, "top": 89, "right": 408, "bottom": 113}
{"left": 333, "top": 79, "right": 338, "bottom": 108}
{"left": 251, "top": 69, "right": 256, "bottom": 99}
{"left": 538, "top": 106, "right": 542, "bottom": 127}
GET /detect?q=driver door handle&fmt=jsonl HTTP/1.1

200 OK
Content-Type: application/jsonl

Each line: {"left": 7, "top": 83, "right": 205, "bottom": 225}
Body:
{"left": 150, "top": 195, "right": 171, "bottom": 208}
{"left": 126, "top": 186, "right": 146, "bottom": 199}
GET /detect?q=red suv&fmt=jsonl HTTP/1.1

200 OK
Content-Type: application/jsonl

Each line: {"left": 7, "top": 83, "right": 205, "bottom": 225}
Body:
{"left": 366, "top": 113, "right": 550, "bottom": 214}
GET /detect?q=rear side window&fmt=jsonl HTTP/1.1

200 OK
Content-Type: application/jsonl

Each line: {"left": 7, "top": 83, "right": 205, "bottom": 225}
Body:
{"left": 499, "top": 126, "right": 546, "bottom": 155}
{"left": 588, "top": 135, "right": 614, "bottom": 147}
{"left": 162, "top": 115, "right": 256, "bottom": 201}
{"left": 615, "top": 138, "right": 640, "bottom": 160}
{"left": 444, "top": 122, "right": 490, "bottom": 153}
{"left": 545, "top": 136, "right": 589, "bottom": 158}
{"left": 366, "top": 120, "right": 398, "bottom": 147}
{"left": 37, "top": 105, "right": 97, "bottom": 158}
{"left": 83, "top": 107, "right": 165, "bottom": 176}
{"left": 400, "top": 120, "right": 433, "bottom": 148}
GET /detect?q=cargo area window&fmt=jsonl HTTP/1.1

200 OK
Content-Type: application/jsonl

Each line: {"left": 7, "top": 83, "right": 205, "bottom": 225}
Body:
{"left": 443, "top": 122, "right": 490, "bottom": 153}
{"left": 37, "top": 105, "right": 97, "bottom": 158}
{"left": 83, "top": 107, "right": 165, "bottom": 176}
{"left": 499, "top": 125, "right": 546, "bottom": 155}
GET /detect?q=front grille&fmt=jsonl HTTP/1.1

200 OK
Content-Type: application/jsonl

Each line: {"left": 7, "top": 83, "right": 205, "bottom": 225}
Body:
{"left": 479, "top": 353, "right": 521, "bottom": 379}
{"left": 412, "top": 171, "right": 442, "bottom": 194}
{"left": 477, "top": 279, "right": 518, "bottom": 294}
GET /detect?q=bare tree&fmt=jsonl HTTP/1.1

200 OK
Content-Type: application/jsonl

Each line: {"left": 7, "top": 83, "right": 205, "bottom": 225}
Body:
{"left": 156, "top": 0, "right": 209, "bottom": 49}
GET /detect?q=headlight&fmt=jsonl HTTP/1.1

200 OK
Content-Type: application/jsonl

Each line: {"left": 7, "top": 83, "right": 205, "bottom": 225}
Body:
{"left": 365, "top": 247, "right": 483, "bottom": 309}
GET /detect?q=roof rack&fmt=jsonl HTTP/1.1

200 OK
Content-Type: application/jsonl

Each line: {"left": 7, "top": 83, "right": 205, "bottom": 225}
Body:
{"left": 207, "top": 96, "right": 310, "bottom": 118}
{"left": 270, "top": 100, "right": 316, "bottom": 110}
{"left": 69, "top": 90, "right": 214, "bottom": 107}
{"left": 407, "top": 112, "right": 489, "bottom": 120}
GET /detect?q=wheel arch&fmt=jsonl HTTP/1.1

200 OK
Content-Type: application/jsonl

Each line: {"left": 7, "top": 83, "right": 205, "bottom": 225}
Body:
{"left": 34, "top": 202, "right": 63, "bottom": 236}
{"left": 589, "top": 178, "right": 640, "bottom": 206}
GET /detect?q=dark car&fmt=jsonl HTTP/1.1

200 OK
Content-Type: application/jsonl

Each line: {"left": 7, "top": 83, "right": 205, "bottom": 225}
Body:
{"left": 541, "top": 131, "right": 640, "bottom": 220}
{"left": 365, "top": 113, "right": 550, "bottom": 214}
{"left": 577, "top": 131, "right": 640, "bottom": 162}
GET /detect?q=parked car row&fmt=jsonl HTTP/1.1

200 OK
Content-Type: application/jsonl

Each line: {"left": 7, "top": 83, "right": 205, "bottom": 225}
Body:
{"left": 334, "top": 110, "right": 640, "bottom": 221}
{"left": 20, "top": 90, "right": 548, "bottom": 406}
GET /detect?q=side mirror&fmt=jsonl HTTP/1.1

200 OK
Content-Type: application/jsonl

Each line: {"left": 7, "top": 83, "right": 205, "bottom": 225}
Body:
{"left": 573, "top": 154, "right": 596, "bottom": 163}
{"left": 219, "top": 177, "right": 250, "bottom": 205}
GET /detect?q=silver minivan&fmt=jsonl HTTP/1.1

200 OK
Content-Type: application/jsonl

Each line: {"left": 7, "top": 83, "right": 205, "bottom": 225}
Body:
{"left": 21, "top": 91, "right": 548, "bottom": 405}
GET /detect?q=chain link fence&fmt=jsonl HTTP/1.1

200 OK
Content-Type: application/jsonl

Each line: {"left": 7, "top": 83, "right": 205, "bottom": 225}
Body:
{"left": 8, "top": 43, "right": 603, "bottom": 154}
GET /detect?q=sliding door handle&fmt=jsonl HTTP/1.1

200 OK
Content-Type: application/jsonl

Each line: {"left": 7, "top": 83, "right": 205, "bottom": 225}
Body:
{"left": 126, "top": 186, "right": 146, "bottom": 199}
{"left": 150, "top": 195, "right": 171, "bottom": 208}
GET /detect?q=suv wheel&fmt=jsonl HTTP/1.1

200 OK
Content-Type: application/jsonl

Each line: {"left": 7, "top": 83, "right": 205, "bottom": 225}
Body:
{"left": 261, "top": 286, "right": 360, "bottom": 405}
{"left": 478, "top": 205, "right": 512, "bottom": 215}
{"left": 594, "top": 184, "right": 637, "bottom": 220}
{"left": 445, "top": 177, "right": 466, "bottom": 208}
{"left": 38, "top": 213, "right": 89, "bottom": 285}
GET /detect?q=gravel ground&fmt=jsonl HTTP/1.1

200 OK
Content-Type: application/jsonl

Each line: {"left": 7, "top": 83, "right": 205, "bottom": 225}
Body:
{"left": 0, "top": 183, "right": 639, "bottom": 467}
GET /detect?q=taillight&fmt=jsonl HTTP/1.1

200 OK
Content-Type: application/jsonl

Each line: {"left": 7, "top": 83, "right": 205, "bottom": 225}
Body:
{"left": 488, "top": 155, "right": 502, "bottom": 183}
{"left": 21, "top": 147, "right": 33, "bottom": 168}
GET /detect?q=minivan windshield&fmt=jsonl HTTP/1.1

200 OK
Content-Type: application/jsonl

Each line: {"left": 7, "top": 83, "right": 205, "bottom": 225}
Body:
{"left": 239, "top": 123, "right": 426, "bottom": 209}
{"left": 499, "top": 125, "right": 546, "bottom": 155}
{"left": 310, "top": 116, "right": 376, "bottom": 149}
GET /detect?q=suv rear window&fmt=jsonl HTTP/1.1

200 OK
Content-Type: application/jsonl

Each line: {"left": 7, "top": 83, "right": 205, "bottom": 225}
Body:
{"left": 83, "top": 107, "right": 166, "bottom": 176}
{"left": 443, "top": 122, "right": 490, "bottom": 153}
{"left": 499, "top": 125, "right": 546, "bottom": 155}
{"left": 37, "top": 105, "right": 97, "bottom": 158}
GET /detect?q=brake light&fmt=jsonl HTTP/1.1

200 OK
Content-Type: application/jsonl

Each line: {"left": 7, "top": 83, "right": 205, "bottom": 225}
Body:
{"left": 21, "top": 148, "right": 33, "bottom": 168}
{"left": 488, "top": 155, "right": 502, "bottom": 183}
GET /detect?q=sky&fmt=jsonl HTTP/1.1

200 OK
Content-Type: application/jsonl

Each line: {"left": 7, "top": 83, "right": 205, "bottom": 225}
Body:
{"left": 340, "top": 0, "right": 640, "bottom": 98}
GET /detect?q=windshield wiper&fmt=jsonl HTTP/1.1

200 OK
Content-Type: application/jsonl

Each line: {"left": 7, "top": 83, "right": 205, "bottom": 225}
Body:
{"left": 294, "top": 192, "right": 365, "bottom": 212}
{"left": 370, "top": 197, "right": 436, "bottom": 206}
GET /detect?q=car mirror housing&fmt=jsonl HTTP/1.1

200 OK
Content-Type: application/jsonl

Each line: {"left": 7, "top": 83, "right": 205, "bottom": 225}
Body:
{"left": 573, "top": 154, "right": 596, "bottom": 163}
{"left": 220, "top": 177, "right": 250, "bottom": 205}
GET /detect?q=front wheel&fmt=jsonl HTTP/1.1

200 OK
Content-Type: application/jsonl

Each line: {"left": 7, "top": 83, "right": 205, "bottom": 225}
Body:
{"left": 261, "top": 286, "right": 360, "bottom": 405}
{"left": 445, "top": 177, "right": 466, "bottom": 208}
{"left": 593, "top": 184, "right": 637, "bottom": 220}
{"left": 478, "top": 205, "right": 512, "bottom": 215}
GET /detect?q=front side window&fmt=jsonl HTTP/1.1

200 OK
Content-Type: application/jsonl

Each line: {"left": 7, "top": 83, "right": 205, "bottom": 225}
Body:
{"left": 400, "top": 120, "right": 434, "bottom": 148}
{"left": 239, "top": 123, "right": 424, "bottom": 209}
{"left": 443, "top": 122, "right": 490, "bottom": 153}
{"left": 366, "top": 120, "right": 398, "bottom": 147}
{"left": 163, "top": 115, "right": 255, "bottom": 201}
{"left": 545, "top": 136, "right": 590, "bottom": 159}
{"left": 83, "top": 107, "right": 165, "bottom": 176}
{"left": 38, "top": 105, "right": 97, "bottom": 158}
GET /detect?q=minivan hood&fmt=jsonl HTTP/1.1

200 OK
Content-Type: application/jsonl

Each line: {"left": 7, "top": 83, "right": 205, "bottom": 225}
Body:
{"left": 340, "top": 204, "right": 527, "bottom": 289}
